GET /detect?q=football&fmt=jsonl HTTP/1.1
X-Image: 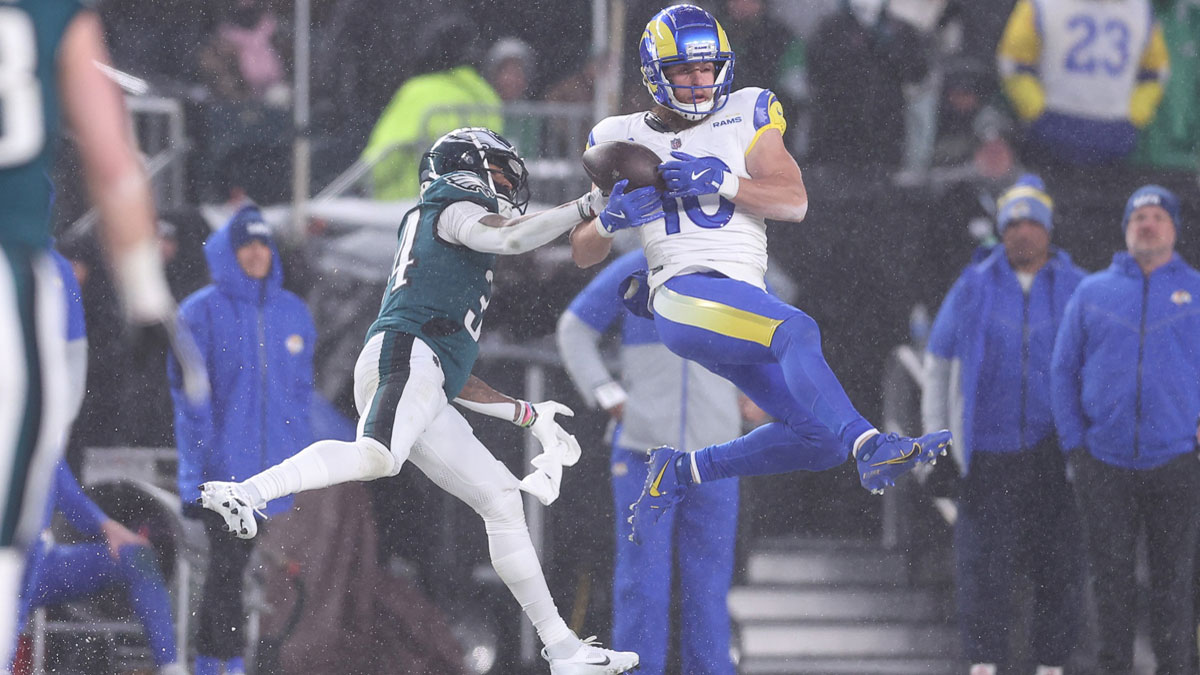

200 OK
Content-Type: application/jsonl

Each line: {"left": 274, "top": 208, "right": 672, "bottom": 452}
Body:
{"left": 581, "top": 140, "right": 666, "bottom": 194}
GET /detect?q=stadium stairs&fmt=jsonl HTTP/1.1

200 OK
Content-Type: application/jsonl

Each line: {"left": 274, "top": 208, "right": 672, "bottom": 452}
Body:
{"left": 730, "top": 536, "right": 960, "bottom": 675}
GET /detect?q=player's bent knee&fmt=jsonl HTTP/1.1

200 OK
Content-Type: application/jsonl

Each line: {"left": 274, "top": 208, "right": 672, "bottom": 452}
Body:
{"left": 477, "top": 486, "right": 527, "bottom": 533}
{"left": 358, "top": 437, "right": 404, "bottom": 479}
{"left": 773, "top": 313, "right": 821, "bottom": 354}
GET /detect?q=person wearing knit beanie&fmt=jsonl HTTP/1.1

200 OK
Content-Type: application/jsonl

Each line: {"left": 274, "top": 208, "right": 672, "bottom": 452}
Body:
{"left": 1123, "top": 184, "right": 1180, "bottom": 275}
{"left": 996, "top": 174, "right": 1054, "bottom": 276}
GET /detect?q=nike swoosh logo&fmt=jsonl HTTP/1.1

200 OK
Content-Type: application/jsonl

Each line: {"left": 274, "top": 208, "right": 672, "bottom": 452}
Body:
{"left": 587, "top": 655, "right": 611, "bottom": 665}
{"left": 871, "top": 443, "right": 920, "bottom": 467}
{"left": 648, "top": 461, "right": 670, "bottom": 497}
{"left": 691, "top": 169, "right": 710, "bottom": 180}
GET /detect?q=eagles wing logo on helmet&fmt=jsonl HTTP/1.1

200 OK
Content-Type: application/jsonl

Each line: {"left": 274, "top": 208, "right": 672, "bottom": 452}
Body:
{"left": 639, "top": 4, "right": 736, "bottom": 122}
{"left": 419, "top": 127, "right": 530, "bottom": 214}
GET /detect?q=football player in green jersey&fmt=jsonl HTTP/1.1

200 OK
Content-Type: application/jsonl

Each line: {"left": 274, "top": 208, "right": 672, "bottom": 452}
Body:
{"left": 1, "top": 1, "right": 206, "bottom": 659}
{"left": 201, "top": 128, "right": 642, "bottom": 674}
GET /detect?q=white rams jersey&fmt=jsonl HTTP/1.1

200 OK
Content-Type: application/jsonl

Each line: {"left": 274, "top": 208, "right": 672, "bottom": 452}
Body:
{"left": 1035, "top": 0, "right": 1153, "bottom": 120}
{"left": 587, "top": 87, "right": 787, "bottom": 290}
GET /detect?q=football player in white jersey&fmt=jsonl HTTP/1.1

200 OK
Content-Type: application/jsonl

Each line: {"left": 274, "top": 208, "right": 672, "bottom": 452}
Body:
{"left": 569, "top": 4, "right": 952, "bottom": 543}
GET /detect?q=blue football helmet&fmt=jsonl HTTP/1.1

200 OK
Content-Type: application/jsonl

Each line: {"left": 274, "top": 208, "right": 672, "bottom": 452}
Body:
{"left": 419, "top": 127, "right": 530, "bottom": 214}
{"left": 639, "top": 4, "right": 735, "bottom": 121}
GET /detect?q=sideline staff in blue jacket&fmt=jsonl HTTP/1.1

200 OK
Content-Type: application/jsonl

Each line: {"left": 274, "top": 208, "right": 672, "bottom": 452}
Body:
{"left": 1051, "top": 185, "right": 1200, "bottom": 675}
{"left": 925, "top": 175, "right": 1086, "bottom": 675}
{"left": 168, "top": 206, "right": 316, "bottom": 675}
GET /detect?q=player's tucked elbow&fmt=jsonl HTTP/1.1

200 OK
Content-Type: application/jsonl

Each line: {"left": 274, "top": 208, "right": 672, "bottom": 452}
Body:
{"left": 777, "top": 198, "right": 808, "bottom": 223}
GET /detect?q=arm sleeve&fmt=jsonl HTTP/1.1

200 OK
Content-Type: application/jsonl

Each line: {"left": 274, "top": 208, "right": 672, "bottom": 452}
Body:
{"left": 556, "top": 252, "right": 644, "bottom": 406}
{"left": 167, "top": 302, "right": 219, "bottom": 476}
{"left": 444, "top": 201, "right": 584, "bottom": 255}
{"left": 53, "top": 461, "right": 105, "bottom": 537}
{"left": 997, "top": 0, "right": 1046, "bottom": 122}
{"left": 1050, "top": 290, "right": 1088, "bottom": 451}
{"left": 923, "top": 279, "right": 966, "bottom": 434}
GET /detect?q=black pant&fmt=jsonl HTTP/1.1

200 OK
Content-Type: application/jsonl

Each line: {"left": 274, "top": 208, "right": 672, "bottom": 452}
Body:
{"left": 1074, "top": 451, "right": 1200, "bottom": 675}
{"left": 955, "top": 439, "right": 1084, "bottom": 666}
{"left": 194, "top": 507, "right": 258, "bottom": 660}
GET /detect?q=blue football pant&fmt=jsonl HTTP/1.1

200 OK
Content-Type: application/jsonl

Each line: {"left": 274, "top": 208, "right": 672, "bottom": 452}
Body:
{"left": 651, "top": 273, "right": 858, "bottom": 480}
{"left": 24, "top": 542, "right": 177, "bottom": 666}
{"left": 612, "top": 445, "right": 738, "bottom": 675}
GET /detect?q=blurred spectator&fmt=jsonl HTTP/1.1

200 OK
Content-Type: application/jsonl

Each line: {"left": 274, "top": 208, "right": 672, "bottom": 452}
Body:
{"left": 361, "top": 15, "right": 502, "bottom": 200}
{"left": 485, "top": 37, "right": 540, "bottom": 156}
{"left": 1051, "top": 185, "right": 1200, "bottom": 675}
{"left": 557, "top": 249, "right": 742, "bottom": 675}
{"left": 997, "top": 0, "right": 1169, "bottom": 167}
{"left": 197, "top": 0, "right": 289, "bottom": 105}
{"left": 1132, "top": 0, "right": 1200, "bottom": 172}
{"left": 19, "top": 463, "right": 185, "bottom": 675}
{"left": 926, "top": 175, "right": 1086, "bottom": 675}
{"left": 720, "top": 0, "right": 811, "bottom": 156}
{"left": 807, "top": 0, "right": 931, "bottom": 170}
{"left": 169, "top": 206, "right": 316, "bottom": 675}
{"left": 930, "top": 57, "right": 1018, "bottom": 181}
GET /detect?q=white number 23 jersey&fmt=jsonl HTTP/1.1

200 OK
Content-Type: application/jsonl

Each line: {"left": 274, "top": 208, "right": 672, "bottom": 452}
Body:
{"left": 587, "top": 87, "right": 787, "bottom": 290}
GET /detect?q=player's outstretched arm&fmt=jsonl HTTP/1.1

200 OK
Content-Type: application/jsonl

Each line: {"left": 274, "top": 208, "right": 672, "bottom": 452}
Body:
{"left": 456, "top": 190, "right": 605, "bottom": 256}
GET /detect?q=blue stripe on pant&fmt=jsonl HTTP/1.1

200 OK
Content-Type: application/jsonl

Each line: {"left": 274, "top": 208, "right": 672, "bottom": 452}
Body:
{"left": 612, "top": 445, "right": 738, "bottom": 675}
{"left": 652, "top": 274, "right": 851, "bottom": 479}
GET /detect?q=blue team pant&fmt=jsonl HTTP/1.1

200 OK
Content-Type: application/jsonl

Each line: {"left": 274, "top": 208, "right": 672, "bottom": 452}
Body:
{"left": 612, "top": 444, "right": 738, "bottom": 675}
{"left": 651, "top": 273, "right": 856, "bottom": 479}
{"left": 24, "top": 542, "right": 177, "bottom": 666}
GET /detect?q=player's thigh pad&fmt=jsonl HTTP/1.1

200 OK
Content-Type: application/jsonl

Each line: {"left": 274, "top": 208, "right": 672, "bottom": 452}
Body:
{"left": 652, "top": 273, "right": 802, "bottom": 365}
{"left": 354, "top": 333, "right": 448, "bottom": 470}
{"left": 409, "top": 405, "right": 524, "bottom": 525}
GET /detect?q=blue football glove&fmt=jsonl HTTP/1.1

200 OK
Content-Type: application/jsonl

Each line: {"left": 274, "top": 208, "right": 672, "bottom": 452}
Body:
{"left": 658, "top": 151, "right": 739, "bottom": 199}
{"left": 596, "top": 179, "right": 663, "bottom": 238}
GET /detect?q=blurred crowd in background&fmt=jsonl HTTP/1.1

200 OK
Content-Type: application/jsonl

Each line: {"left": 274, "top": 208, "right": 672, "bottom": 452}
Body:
{"left": 33, "top": 0, "right": 1200, "bottom": 672}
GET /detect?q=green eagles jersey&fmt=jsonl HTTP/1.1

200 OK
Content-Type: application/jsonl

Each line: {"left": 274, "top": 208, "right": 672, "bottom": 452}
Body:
{"left": 367, "top": 171, "right": 500, "bottom": 397}
{"left": 0, "top": 0, "right": 85, "bottom": 249}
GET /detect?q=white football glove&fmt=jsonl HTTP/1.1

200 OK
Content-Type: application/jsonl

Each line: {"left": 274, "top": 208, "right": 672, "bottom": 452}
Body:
{"left": 518, "top": 401, "right": 582, "bottom": 506}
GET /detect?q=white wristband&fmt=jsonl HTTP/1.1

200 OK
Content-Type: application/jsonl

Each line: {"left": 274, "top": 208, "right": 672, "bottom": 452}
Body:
{"left": 113, "top": 239, "right": 173, "bottom": 324}
{"left": 592, "top": 217, "right": 617, "bottom": 239}
{"left": 717, "top": 171, "right": 740, "bottom": 200}
{"left": 575, "top": 188, "right": 603, "bottom": 220}
{"left": 593, "top": 381, "right": 628, "bottom": 410}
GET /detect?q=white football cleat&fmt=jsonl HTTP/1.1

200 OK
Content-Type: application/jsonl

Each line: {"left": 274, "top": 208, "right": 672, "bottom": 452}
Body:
{"left": 543, "top": 636, "right": 639, "bottom": 674}
{"left": 198, "top": 481, "right": 262, "bottom": 539}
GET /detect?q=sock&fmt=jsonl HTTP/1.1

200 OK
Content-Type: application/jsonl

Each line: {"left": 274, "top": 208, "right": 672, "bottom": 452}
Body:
{"left": 194, "top": 655, "right": 220, "bottom": 675}
{"left": 673, "top": 453, "right": 695, "bottom": 486}
{"left": 485, "top": 493, "right": 574, "bottom": 651}
{"left": 1034, "top": 667, "right": 1063, "bottom": 675}
{"left": 852, "top": 429, "right": 880, "bottom": 459}
{"left": 544, "top": 634, "right": 585, "bottom": 660}
{"left": 226, "top": 656, "right": 246, "bottom": 673}
{"left": 692, "top": 421, "right": 848, "bottom": 481}
{"left": 244, "top": 438, "right": 394, "bottom": 504}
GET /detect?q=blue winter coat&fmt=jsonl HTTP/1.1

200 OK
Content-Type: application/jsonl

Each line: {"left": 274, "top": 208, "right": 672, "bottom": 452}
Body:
{"left": 168, "top": 221, "right": 316, "bottom": 516}
{"left": 926, "top": 246, "right": 1085, "bottom": 472}
{"left": 1051, "top": 253, "right": 1200, "bottom": 470}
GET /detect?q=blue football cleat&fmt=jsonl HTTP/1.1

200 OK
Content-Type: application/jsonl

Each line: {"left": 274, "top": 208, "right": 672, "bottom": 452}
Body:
{"left": 857, "top": 430, "right": 952, "bottom": 494}
{"left": 627, "top": 446, "right": 687, "bottom": 545}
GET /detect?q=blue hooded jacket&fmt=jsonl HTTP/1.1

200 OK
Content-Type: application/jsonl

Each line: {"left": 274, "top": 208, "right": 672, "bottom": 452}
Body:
{"left": 1051, "top": 253, "right": 1200, "bottom": 469}
{"left": 168, "top": 212, "right": 316, "bottom": 516}
{"left": 926, "top": 246, "right": 1085, "bottom": 473}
